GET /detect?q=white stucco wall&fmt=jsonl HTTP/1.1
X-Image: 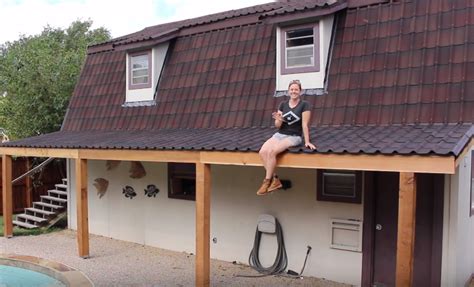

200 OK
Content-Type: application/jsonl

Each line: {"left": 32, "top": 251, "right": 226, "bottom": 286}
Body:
{"left": 68, "top": 160, "right": 363, "bottom": 285}
{"left": 442, "top": 145, "right": 474, "bottom": 286}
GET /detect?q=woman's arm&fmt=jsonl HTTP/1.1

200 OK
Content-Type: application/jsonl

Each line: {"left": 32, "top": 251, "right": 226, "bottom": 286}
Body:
{"left": 272, "top": 111, "right": 283, "bottom": 128}
{"left": 302, "top": 111, "right": 316, "bottom": 150}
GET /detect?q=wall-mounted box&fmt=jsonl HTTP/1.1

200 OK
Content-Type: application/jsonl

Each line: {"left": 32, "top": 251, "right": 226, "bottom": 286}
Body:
{"left": 329, "top": 218, "right": 362, "bottom": 252}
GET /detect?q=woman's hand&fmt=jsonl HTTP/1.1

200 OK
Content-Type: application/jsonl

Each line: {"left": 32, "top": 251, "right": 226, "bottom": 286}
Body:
{"left": 272, "top": 111, "right": 283, "bottom": 121}
{"left": 305, "top": 142, "right": 316, "bottom": 150}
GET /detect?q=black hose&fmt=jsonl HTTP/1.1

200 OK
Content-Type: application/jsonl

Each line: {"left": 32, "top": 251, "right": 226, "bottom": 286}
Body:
{"left": 248, "top": 218, "right": 287, "bottom": 275}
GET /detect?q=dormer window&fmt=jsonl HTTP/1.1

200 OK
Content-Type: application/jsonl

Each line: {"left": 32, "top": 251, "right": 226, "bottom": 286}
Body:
{"left": 275, "top": 15, "right": 334, "bottom": 93}
{"left": 124, "top": 42, "right": 169, "bottom": 105}
{"left": 129, "top": 51, "right": 152, "bottom": 89}
{"left": 281, "top": 24, "right": 319, "bottom": 74}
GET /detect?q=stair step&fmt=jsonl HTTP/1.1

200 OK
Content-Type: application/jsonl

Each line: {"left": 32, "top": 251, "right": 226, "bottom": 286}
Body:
{"left": 48, "top": 189, "right": 68, "bottom": 196}
{"left": 41, "top": 195, "right": 67, "bottom": 203}
{"left": 13, "top": 220, "right": 38, "bottom": 229}
{"left": 55, "top": 184, "right": 67, "bottom": 190}
{"left": 62, "top": 178, "right": 68, "bottom": 184}
{"left": 17, "top": 214, "right": 47, "bottom": 223}
{"left": 34, "top": 201, "right": 63, "bottom": 210}
{"left": 25, "top": 207, "right": 55, "bottom": 216}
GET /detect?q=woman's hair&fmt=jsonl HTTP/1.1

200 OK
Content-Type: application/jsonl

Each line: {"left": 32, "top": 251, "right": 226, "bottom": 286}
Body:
{"left": 288, "top": 79, "right": 302, "bottom": 90}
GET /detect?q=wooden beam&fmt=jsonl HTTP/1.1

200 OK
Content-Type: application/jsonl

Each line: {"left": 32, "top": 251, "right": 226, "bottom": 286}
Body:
{"left": 195, "top": 163, "right": 211, "bottom": 287}
{"left": 0, "top": 147, "right": 79, "bottom": 158}
{"left": 200, "top": 151, "right": 455, "bottom": 174}
{"left": 79, "top": 149, "right": 199, "bottom": 163}
{"left": 2, "top": 155, "right": 13, "bottom": 238}
{"left": 396, "top": 172, "right": 417, "bottom": 287}
{"left": 25, "top": 158, "right": 32, "bottom": 208}
{"left": 75, "top": 158, "right": 89, "bottom": 258}
{"left": 0, "top": 146, "right": 455, "bottom": 174}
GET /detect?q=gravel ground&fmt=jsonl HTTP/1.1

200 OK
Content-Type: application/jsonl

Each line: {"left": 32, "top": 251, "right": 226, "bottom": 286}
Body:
{"left": 0, "top": 230, "right": 350, "bottom": 287}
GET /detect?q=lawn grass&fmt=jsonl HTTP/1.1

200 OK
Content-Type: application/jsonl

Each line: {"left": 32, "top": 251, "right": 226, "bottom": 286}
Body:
{"left": 0, "top": 215, "right": 63, "bottom": 237}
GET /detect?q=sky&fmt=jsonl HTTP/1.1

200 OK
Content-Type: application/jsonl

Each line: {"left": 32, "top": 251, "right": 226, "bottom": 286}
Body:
{"left": 0, "top": 0, "right": 271, "bottom": 44}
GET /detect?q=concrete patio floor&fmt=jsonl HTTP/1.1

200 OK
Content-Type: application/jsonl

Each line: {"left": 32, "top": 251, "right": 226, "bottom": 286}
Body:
{"left": 0, "top": 230, "right": 350, "bottom": 286}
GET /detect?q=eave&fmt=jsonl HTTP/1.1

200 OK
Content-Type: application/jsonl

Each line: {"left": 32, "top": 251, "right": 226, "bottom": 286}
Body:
{"left": 0, "top": 147, "right": 455, "bottom": 174}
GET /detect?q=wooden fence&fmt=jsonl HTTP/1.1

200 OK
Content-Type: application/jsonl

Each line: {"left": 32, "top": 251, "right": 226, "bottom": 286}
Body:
{"left": 0, "top": 157, "right": 66, "bottom": 215}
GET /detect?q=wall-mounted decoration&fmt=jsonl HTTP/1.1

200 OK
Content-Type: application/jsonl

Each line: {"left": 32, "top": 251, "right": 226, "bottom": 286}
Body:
{"left": 122, "top": 185, "right": 137, "bottom": 199}
{"left": 106, "top": 160, "right": 121, "bottom": 171}
{"left": 93, "top": 178, "right": 109, "bottom": 199}
{"left": 129, "top": 161, "right": 146, "bottom": 179}
{"left": 144, "top": 184, "right": 159, "bottom": 197}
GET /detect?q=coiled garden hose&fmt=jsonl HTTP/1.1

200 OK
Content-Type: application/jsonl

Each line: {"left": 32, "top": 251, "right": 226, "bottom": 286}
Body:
{"left": 248, "top": 218, "right": 288, "bottom": 275}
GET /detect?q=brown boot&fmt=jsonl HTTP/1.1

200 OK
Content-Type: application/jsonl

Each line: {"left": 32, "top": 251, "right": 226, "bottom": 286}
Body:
{"left": 267, "top": 175, "right": 283, "bottom": 192}
{"left": 256, "top": 179, "right": 271, "bottom": 195}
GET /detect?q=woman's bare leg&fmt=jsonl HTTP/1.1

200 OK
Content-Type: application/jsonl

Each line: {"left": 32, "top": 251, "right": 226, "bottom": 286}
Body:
{"left": 259, "top": 137, "right": 295, "bottom": 179}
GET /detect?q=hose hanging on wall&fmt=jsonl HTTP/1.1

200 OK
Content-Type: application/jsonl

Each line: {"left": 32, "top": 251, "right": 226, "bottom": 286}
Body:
{"left": 248, "top": 214, "right": 288, "bottom": 275}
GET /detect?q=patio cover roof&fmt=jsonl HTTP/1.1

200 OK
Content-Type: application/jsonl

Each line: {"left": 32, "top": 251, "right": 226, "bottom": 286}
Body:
{"left": 1, "top": 124, "right": 471, "bottom": 156}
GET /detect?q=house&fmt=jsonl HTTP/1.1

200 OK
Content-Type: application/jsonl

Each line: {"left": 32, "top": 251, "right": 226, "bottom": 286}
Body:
{"left": 1, "top": 0, "right": 473, "bottom": 286}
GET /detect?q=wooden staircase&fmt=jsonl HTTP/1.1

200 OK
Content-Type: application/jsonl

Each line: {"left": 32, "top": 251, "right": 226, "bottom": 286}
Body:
{"left": 13, "top": 178, "right": 68, "bottom": 229}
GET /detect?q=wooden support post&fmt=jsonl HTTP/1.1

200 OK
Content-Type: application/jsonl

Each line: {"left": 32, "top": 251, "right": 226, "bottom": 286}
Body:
{"left": 396, "top": 172, "right": 417, "bottom": 287}
{"left": 196, "top": 163, "right": 211, "bottom": 287}
{"left": 25, "top": 158, "right": 32, "bottom": 208}
{"left": 75, "top": 158, "right": 89, "bottom": 258}
{"left": 2, "top": 155, "right": 13, "bottom": 238}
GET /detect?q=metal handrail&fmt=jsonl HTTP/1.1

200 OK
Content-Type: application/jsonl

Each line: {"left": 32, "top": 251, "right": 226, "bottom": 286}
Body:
{"left": 12, "top": 157, "right": 55, "bottom": 184}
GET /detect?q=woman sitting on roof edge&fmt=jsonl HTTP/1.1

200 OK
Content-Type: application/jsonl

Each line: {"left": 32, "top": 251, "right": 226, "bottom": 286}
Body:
{"left": 257, "top": 80, "right": 316, "bottom": 195}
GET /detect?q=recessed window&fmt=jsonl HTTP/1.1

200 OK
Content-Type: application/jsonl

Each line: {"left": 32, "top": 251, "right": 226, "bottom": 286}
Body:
{"left": 128, "top": 51, "right": 152, "bottom": 89}
{"left": 317, "top": 170, "right": 362, "bottom": 204}
{"left": 168, "top": 163, "right": 196, "bottom": 201}
{"left": 281, "top": 24, "right": 319, "bottom": 74}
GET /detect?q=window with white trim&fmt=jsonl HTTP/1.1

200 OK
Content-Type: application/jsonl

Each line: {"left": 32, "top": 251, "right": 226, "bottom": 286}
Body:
{"left": 281, "top": 24, "right": 319, "bottom": 74}
{"left": 128, "top": 51, "right": 152, "bottom": 90}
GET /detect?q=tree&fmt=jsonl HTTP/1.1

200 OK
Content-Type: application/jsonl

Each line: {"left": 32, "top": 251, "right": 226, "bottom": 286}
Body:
{"left": 0, "top": 20, "right": 110, "bottom": 139}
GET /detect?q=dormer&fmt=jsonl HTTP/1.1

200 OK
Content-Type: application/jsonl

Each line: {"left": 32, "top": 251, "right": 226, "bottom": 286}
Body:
{"left": 124, "top": 42, "right": 169, "bottom": 106}
{"left": 276, "top": 15, "right": 334, "bottom": 92}
{"left": 263, "top": 1, "right": 347, "bottom": 94}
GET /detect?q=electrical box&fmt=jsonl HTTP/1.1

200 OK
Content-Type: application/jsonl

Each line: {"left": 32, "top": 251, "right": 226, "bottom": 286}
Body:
{"left": 329, "top": 218, "right": 362, "bottom": 252}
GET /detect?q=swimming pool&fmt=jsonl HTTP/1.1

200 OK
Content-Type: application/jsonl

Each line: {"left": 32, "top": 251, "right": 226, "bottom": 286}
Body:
{"left": 0, "top": 254, "right": 93, "bottom": 286}
{"left": 0, "top": 265, "right": 65, "bottom": 286}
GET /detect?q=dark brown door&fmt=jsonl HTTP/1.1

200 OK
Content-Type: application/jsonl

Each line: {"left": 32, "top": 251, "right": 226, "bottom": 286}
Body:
{"left": 363, "top": 172, "right": 444, "bottom": 287}
{"left": 372, "top": 172, "right": 399, "bottom": 286}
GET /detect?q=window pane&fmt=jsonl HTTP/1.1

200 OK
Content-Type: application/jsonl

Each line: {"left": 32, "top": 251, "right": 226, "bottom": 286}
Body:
{"left": 323, "top": 172, "right": 356, "bottom": 198}
{"left": 287, "top": 36, "right": 313, "bottom": 47}
{"left": 287, "top": 28, "right": 313, "bottom": 40}
{"left": 131, "top": 55, "right": 148, "bottom": 70}
{"left": 287, "top": 46, "right": 314, "bottom": 67}
{"left": 132, "top": 76, "right": 148, "bottom": 84}
{"left": 133, "top": 69, "right": 148, "bottom": 77}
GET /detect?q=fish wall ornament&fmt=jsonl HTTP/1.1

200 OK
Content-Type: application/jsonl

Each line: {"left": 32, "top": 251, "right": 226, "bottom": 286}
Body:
{"left": 106, "top": 160, "right": 121, "bottom": 171}
{"left": 93, "top": 178, "right": 109, "bottom": 199}
{"left": 144, "top": 184, "right": 159, "bottom": 197}
{"left": 122, "top": 186, "right": 137, "bottom": 199}
{"left": 129, "top": 161, "right": 146, "bottom": 179}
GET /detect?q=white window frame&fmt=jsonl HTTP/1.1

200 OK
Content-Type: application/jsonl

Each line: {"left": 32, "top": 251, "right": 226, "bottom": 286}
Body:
{"left": 128, "top": 50, "right": 152, "bottom": 90}
{"left": 280, "top": 23, "right": 320, "bottom": 75}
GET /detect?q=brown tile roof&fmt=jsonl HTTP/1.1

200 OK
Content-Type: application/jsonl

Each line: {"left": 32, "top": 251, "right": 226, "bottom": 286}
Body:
{"left": 3, "top": 124, "right": 472, "bottom": 156}
{"left": 8, "top": 0, "right": 473, "bottom": 156}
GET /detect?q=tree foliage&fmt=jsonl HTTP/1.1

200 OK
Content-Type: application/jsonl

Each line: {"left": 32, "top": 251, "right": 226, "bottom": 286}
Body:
{"left": 0, "top": 20, "right": 110, "bottom": 139}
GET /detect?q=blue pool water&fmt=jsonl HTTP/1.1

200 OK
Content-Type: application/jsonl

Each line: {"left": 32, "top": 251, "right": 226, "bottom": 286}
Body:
{"left": 0, "top": 265, "right": 65, "bottom": 286}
